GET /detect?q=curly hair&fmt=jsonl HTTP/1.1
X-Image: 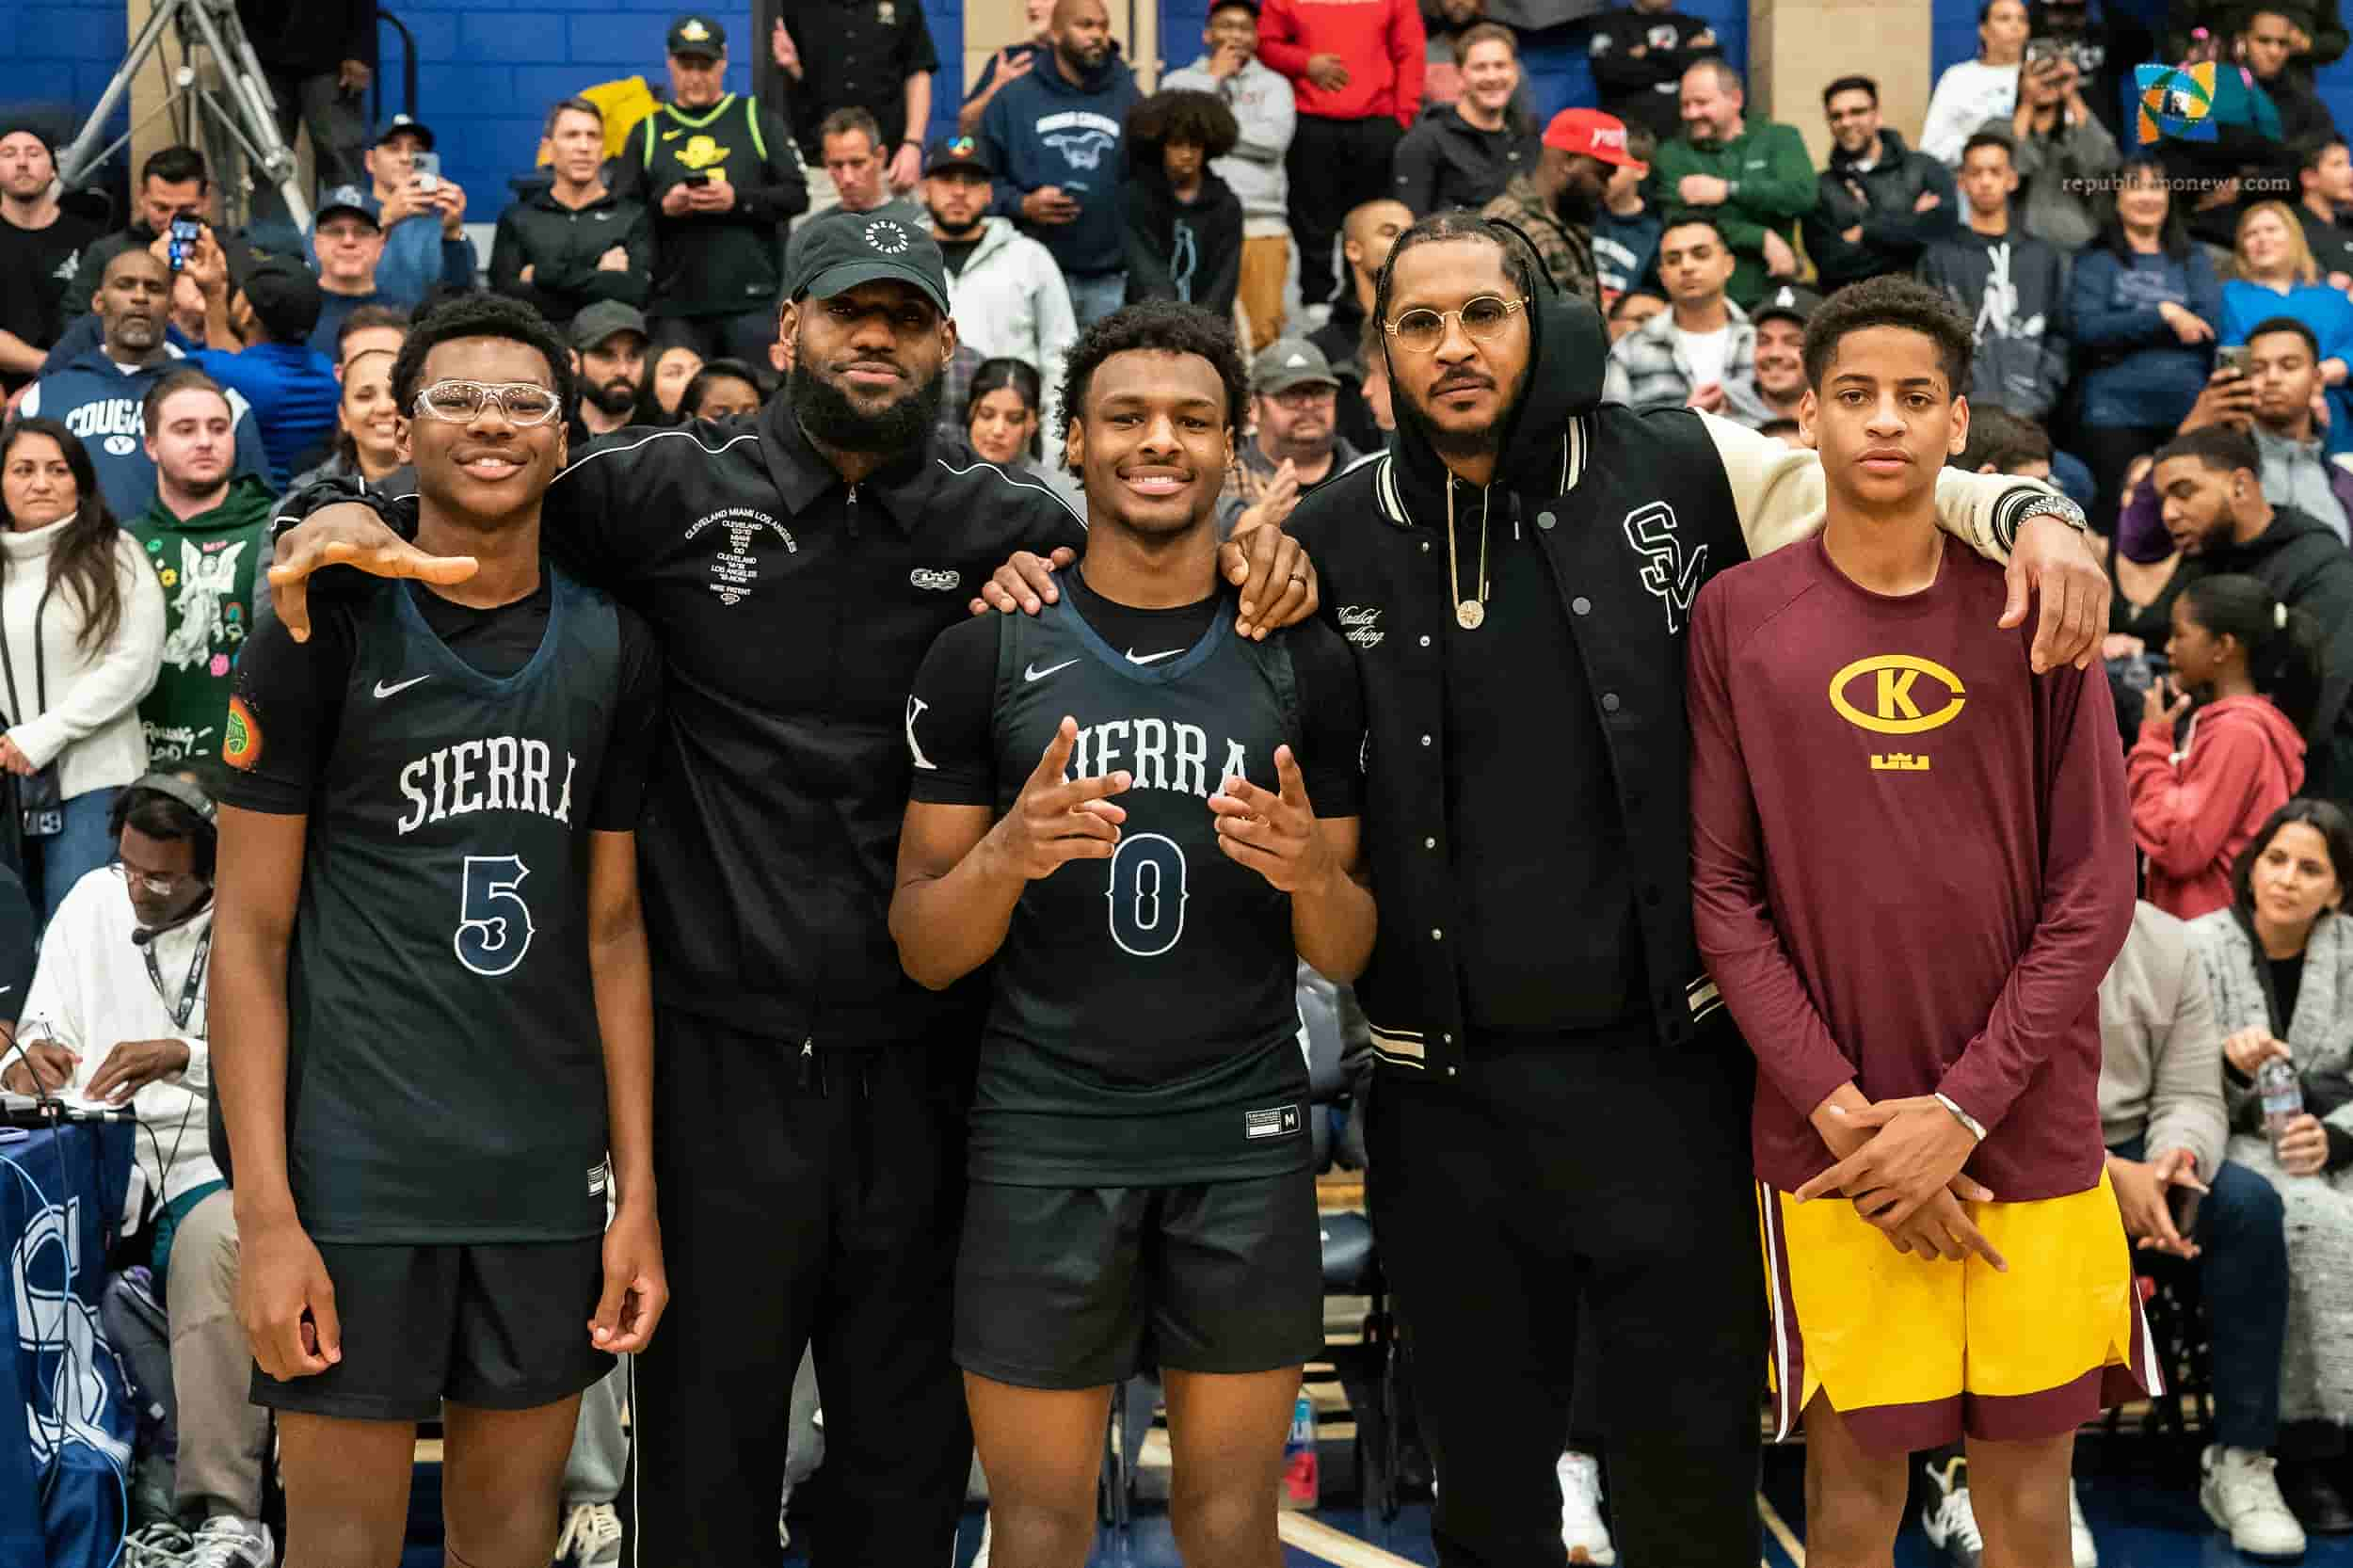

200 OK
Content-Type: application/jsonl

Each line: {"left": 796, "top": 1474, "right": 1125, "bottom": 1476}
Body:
{"left": 389, "top": 294, "right": 577, "bottom": 423}
{"left": 1127, "top": 88, "right": 1241, "bottom": 162}
{"left": 1800, "top": 275, "right": 1973, "bottom": 397}
{"left": 1057, "top": 300, "right": 1248, "bottom": 446}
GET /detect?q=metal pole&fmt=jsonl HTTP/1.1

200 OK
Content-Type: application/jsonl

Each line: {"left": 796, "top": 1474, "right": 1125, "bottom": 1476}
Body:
{"left": 56, "top": 0, "right": 184, "bottom": 187}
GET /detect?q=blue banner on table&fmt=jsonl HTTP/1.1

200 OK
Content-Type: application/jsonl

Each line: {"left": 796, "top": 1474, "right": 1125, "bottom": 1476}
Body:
{"left": 0, "top": 1124, "right": 136, "bottom": 1568}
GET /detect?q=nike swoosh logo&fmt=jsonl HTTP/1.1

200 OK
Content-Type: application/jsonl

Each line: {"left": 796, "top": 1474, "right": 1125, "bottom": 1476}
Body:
{"left": 1125, "top": 648, "right": 1184, "bottom": 664}
{"left": 1023, "top": 659, "right": 1080, "bottom": 682}
{"left": 373, "top": 675, "right": 430, "bottom": 698}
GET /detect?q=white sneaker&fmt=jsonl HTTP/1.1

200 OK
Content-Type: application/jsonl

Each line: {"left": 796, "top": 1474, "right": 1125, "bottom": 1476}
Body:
{"left": 2201, "top": 1445, "right": 2309, "bottom": 1560}
{"left": 184, "top": 1515, "right": 271, "bottom": 1568}
{"left": 120, "top": 1521, "right": 193, "bottom": 1568}
{"left": 1556, "top": 1450, "right": 1616, "bottom": 1564}
{"left": 970, "top": 1509, "right": 993, "bottom": 1568}
{"left": 554, "top": 1501, "right": 623, "bottom": 1567}
{"left": 1920, "top": 1455, "right": 1985, "bottom": 1568}
{"left": 2069, "top": 1481, "right": 2099, "bottom": 1568}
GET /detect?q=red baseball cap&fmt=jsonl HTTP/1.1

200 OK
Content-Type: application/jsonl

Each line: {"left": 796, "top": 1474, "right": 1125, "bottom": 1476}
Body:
{"left": 1544, "top": 108, "right": 1644, "bottom": 173}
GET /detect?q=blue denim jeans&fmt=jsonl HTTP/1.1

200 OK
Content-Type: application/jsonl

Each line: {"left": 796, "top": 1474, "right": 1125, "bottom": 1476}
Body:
{"left": 1065, "top": 271, "right": 1128, "bottom": 332}
{"left": 2113, "top": 1134, "right": 2287, "bottom": 1449}
{"left": 33, "top": 786, "right": 120, "bottom": 923}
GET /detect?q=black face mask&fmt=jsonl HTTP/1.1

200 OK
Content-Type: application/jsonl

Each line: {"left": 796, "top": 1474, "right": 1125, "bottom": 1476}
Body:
{"left": 790, "top": 358, "right": 946, "bottom": 456}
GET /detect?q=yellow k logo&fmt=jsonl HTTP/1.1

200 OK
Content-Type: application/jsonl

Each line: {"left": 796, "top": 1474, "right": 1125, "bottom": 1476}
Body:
{"left": 1829, "top": 655, "right": 1967, "bottom": 736}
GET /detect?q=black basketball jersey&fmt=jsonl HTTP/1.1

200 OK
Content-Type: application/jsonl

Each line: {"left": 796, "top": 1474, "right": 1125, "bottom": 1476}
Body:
{"left": 971, "top": 593, "right": 1312, "bottom": 1187}
{"left": 284, "top": 567, "right": 622, "bottom": 1244}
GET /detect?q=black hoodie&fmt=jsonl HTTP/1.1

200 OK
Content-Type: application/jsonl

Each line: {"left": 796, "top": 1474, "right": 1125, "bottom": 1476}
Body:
{"left": 1288, "top": 275, "right": 2057, "bottom": 1075}
{"left": 2180, "top": 504, "right": 2353, "bottom": 800}
{"left": 1124, "top": 164, "right": 1244, "bottom": 316}
{"left": 1390, "top": 102, "right": 1543, "bottom": 218}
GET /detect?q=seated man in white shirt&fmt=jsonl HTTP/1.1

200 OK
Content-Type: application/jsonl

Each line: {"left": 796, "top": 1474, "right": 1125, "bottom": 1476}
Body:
{"left": 3, "top": 772, "right": 270, "bottom": 1568}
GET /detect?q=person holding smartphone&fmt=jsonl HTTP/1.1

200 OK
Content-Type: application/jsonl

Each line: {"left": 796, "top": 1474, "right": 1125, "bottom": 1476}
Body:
{"left": 1977, "top": 39, "right": 2119, "bottom": 252}
{"left": 320, "top": 114, "right": 476, "bottom": 311}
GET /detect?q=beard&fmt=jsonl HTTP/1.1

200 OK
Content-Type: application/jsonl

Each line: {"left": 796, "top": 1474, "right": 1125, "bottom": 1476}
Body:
{"left": 1551, "top": 179, "right": 1601, "bottom": 225}
{"left": 928, "top": 205, "right": 985, "bottom": 239}
{"left": 1396, "top": 360, "right": 1529, "bottom": 467}
{"left": 589, "top": 376, "right": 636, "bottom": 416}
{"left": 790, "top": 358, "right": 945, "bottom": 456}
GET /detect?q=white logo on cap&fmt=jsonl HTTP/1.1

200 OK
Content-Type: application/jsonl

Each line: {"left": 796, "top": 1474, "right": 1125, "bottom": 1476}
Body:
{"left": 1775, "top": 288, "right": 1795, "bottom": 306}
{"left": 680, "top": 18, "right": 712, "bottom": 40}
{"left": 1287, "top": 353, "right": 1306, "bottom": 366}
{"left": 326, "top": 185, "right": 367, "bottom": 206}
{"left": 865, "top": 219, "right": 912, "bottom": 255}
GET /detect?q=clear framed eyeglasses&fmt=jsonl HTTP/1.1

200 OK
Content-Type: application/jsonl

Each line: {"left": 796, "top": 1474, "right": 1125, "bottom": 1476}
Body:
{"left": 411, "top": 379, "right": 564, "bottom": 426}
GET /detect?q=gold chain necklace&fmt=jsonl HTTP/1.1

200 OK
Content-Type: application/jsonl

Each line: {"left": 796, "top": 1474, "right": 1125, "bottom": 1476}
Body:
{"left": 1445, "top": 478, "right": 1490, "bottom": 630}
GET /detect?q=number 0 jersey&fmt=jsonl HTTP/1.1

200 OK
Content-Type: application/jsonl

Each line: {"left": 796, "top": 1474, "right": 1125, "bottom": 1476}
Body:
{"left": 221, "top": 567, "right": 663, "bottom": 1244}
{"left": 907, "top": 574, "right": 1366, "bottom": 1186}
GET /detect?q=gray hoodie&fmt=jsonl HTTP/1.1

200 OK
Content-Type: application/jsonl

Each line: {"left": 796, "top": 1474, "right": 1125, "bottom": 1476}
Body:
{"left": 1160, "top": 55, "right": 1297, "bottom": 231}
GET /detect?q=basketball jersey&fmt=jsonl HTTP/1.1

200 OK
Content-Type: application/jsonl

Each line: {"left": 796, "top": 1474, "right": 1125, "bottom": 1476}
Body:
{"left": 285, "top": 568, "right": 623, "bottom": 1244}
{"left": 972, "top": 592, "right": 1313, "bottom": 1187}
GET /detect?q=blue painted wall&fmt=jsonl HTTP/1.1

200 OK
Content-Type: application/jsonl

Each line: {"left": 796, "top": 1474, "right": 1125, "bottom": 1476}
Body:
{"left": 1928, "top": 0, "right": 2353, "bottom": 140}
{"left": 1, "top": 0, "right": 963, "bottom": 227}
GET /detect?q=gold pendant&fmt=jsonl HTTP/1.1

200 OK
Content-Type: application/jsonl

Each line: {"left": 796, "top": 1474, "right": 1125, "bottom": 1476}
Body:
{"left": 1456, "top": 600, "right": 1485, "bottom": 630}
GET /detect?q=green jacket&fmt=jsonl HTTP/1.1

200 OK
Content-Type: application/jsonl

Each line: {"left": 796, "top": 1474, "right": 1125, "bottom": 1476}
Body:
{"left": 1650, "top": 120, "right": 1818, "bottom": 309}
{"left": 129, "top": 474, "right": 276, "bottom": 767}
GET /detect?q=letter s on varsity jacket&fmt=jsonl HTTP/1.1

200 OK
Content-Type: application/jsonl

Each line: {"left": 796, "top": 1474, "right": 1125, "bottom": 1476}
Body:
{"left": 1286, "top": 303, "right": 2074, "bottom": 1082}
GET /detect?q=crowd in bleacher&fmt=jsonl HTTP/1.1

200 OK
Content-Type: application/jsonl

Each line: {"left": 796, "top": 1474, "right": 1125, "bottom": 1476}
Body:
{"left": 12, "top": 0, "right": 2353, "bottom": 1564}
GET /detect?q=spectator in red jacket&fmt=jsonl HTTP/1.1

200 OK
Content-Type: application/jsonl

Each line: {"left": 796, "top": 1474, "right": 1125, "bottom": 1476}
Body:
{"left": 2133, "top": 572, "right": 2320, "bottom": 920}
{"left": 1258, "top": 0, "right": 1425, "bottom": 308}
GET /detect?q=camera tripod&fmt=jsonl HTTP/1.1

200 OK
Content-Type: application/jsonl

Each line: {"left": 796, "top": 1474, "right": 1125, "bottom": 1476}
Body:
{"left": 55, "top": 0, "right": 310, "bottom": 232}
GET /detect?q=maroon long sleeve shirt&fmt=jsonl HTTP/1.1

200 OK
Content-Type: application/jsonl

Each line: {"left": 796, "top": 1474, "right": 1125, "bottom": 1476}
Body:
{"left": 1689, "top": 535, "right": 2136, "bottom": 1201}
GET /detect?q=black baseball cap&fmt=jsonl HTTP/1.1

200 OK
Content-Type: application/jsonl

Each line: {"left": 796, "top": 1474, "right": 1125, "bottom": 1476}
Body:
{"left": 666, "top": 14, "right": 726, "bottom": 56}
{"left": 570, "top": 300, "right": 650, "bottom": 352}
{"left": 924, "top": 135, "right": 992, "bottom": 178}
{"left": 1751, "top": 284, "right": 1824, "bottom": 329}
{"left": 371, "top": 113, "right": 435, "bottom": 151}
{"left": 242, "top": 254, "right": 324, "bottom": 344}
{"left": 314, "top": 184, "right": 382, "bottom": 229}
{"left": 787, "top": 209, "right": 951, "bottom": 315}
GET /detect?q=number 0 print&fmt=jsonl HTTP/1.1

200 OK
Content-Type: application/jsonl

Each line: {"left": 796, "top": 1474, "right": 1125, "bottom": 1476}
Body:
{"left": 456, "top": 855, "right": 536, "bottom": 976}
{"left": 1106, "top": 833, "right": 1190, "bottom": 957}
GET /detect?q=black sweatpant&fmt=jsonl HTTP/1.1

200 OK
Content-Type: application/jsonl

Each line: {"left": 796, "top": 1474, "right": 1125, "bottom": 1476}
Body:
{"left": 621, "top": 1011, "right": 974, "bottom": 1566}
{"left": 1288, "top": 114, "right": 1405, "bottom": 308}
{"left": 1366, "top": 1025, "right": 1764, "bottom": 1567}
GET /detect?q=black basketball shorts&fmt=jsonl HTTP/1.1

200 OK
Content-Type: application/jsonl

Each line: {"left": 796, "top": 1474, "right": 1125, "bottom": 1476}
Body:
{"left": 251, "top": 1237, "right": 614, "bottom": 1422}
{"left": 954, "top": 1168, "right": 1324, "bottom": 1390}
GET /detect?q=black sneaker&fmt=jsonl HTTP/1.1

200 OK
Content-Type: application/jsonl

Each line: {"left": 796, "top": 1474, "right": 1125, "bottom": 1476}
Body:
{"left": 1920, "top": 1454, "right": 1985, "bottom": 1568}
{"left": 2281, "top": 1460, "right": 2353, "bottom": 1534}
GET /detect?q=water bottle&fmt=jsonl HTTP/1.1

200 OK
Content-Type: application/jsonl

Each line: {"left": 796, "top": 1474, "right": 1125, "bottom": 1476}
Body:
{"left": 1279, "top": 1389, "right": 1319, "bottom": 1511}
{"left": 2259, "top": 1056, "right": 2304, "bottom": 1158}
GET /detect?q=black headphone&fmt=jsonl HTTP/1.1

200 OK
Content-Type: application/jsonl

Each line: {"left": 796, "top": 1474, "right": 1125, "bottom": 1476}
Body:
{"left": 109, "top": 771, "right": 219, "bottom": 882}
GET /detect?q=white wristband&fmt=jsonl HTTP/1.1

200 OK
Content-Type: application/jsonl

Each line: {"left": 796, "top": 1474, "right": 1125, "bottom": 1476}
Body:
{"left": 1935, "top": 1092, "right": 1988, "bottom": 1143}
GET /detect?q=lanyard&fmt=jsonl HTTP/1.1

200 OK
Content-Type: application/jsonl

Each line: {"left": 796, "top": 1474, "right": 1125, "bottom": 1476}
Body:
{"left": 144, "top": 923, "right": 212, "bottom": 1033}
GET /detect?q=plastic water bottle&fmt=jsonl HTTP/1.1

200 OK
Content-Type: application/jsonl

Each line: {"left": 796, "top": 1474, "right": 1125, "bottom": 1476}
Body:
{"left": 2260, "top": 1056, "right": 2305, "bottom": 1158}
{"left": 1279, "top": 1390, "right": 1319, "bottom": 1511}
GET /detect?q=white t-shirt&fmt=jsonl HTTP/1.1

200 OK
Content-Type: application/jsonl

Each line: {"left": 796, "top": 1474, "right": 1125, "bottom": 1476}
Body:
{"left": 1676, "top": 325, "right": 1733, "bottom": 392}
{"left": 1921, "top": 58, "right": 2023, "bottom": 165}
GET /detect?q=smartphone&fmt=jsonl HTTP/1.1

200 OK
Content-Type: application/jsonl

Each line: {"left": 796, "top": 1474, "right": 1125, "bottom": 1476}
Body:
{"left": 2169, "top": 1181, "right": 2202, "bottom": 1237}
{"left": 412, "top": 150, "right": 441, "bottom": 194}
{"left": 2025, "top": 37, "right": 2062, "bottom": 68}
{"left": 167, "top": 215, "right": 201, "bottom": 271}
{"left": 681, "top": 169, "right": 711, "bottom": 187}
{"left": 2218, "top": 344, "right": 2252, "bottom": 377}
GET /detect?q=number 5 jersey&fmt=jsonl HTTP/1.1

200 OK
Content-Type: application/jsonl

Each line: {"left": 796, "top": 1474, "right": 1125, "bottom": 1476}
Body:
{"left": 221, "top": 565, "right": 664, "bottom": 1243}
{"left": 905, "top": 569, "right": 1366, "bottom": 1187}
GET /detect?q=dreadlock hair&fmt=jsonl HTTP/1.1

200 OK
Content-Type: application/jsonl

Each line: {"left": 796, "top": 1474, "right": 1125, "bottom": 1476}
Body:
{"left": 1369, "top": 212, "right": 1542, "bottom": 369}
